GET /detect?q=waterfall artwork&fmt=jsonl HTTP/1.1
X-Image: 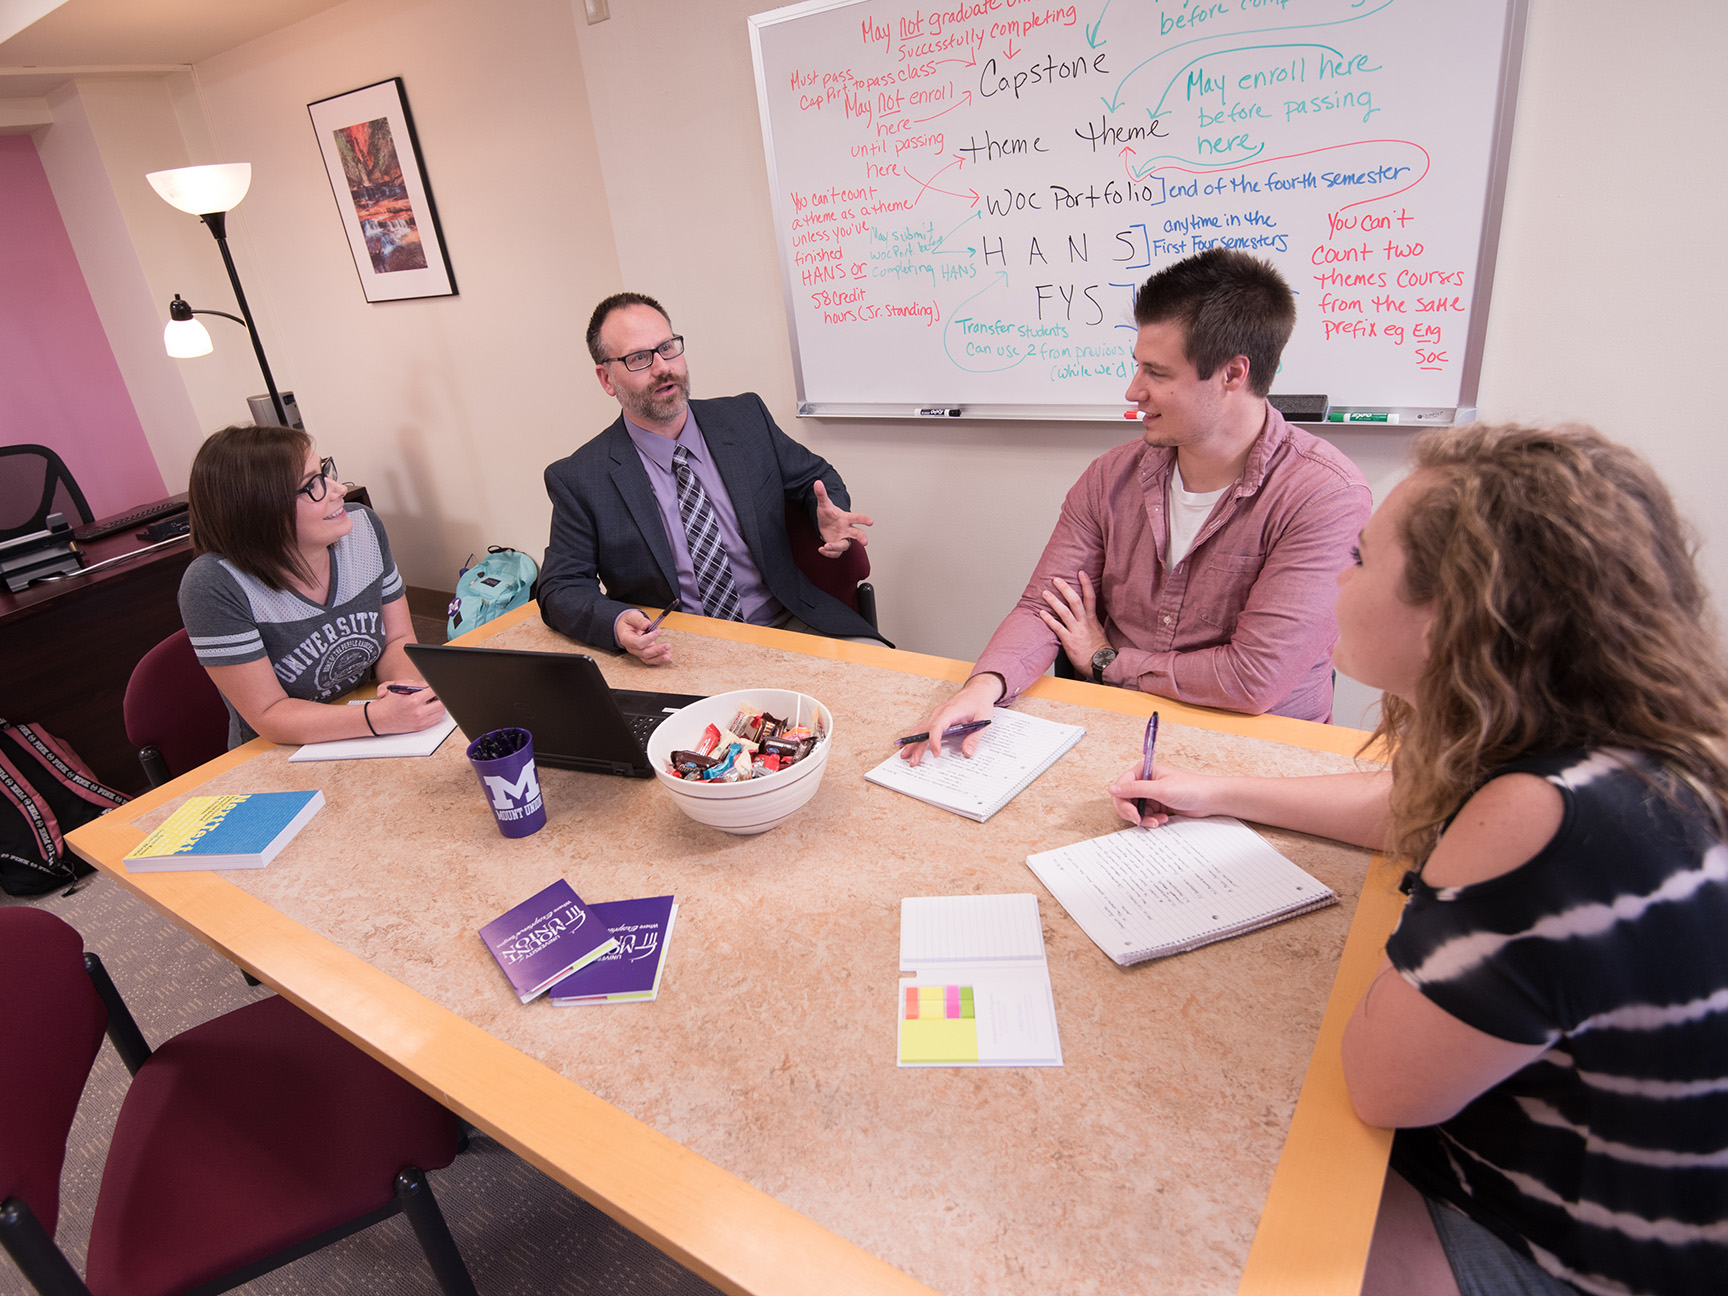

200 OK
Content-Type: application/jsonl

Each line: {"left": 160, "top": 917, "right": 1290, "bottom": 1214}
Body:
{"left": 309, "top": 78, "right": 457, "bottom": 302}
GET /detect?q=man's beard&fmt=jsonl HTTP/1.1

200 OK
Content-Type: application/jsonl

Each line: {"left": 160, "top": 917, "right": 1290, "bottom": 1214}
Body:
{"left": 623, "top": 371, "right": 691, "bottom": 426}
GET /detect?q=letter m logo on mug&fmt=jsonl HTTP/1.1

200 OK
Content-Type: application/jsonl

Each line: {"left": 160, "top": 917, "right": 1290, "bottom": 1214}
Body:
{"left": 483, "top": 766, "right": 541, "bottom": 810}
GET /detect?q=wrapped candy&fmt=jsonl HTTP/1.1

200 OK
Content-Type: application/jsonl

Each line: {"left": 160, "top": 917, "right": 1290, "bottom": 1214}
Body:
{"left": 664, "top": 704, "right": 828, "bottom": 780}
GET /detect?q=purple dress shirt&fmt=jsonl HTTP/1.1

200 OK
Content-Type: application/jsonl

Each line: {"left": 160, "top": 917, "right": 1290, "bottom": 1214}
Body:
{"left": 971, "top": 404, "right": 1372, "bottom": 722}
{"left": 623, "top": 412, "right": 784, "bottom": 625}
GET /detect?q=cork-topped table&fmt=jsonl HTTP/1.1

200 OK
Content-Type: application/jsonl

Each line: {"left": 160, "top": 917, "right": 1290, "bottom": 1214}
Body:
{"left": 68, "top": 606, "right": 1400, "bottom": 1296}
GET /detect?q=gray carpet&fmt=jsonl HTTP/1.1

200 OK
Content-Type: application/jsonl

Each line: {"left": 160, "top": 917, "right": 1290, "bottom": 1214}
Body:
{"left": 1, "top": 874, "right": 724, "bottom": 1296}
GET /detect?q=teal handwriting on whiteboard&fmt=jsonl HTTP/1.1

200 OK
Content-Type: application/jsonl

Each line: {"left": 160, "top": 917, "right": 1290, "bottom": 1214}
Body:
{"left": 749, "top": 0, "right": 1527, "bottom": 421}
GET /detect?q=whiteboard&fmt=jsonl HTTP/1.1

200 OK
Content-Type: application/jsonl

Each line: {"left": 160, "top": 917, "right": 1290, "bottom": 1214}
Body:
{"left": 749, "top": 0, "right": 1526, "bottom": 424}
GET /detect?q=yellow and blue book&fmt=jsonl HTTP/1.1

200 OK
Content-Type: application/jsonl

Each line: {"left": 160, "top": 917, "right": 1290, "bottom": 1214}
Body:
{"left": 123, "top": 791, "right": 325, "bottom": 872}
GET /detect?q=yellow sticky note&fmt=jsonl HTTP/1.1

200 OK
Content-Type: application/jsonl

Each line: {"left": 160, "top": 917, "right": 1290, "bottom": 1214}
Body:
{"left": 900, "top": 1018, "right": 978, "bottom": 1064}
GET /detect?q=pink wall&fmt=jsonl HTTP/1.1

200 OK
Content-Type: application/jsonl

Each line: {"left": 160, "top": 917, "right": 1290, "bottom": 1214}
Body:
{"left": 0, "top": 134, "right": 165, "bottom": 518}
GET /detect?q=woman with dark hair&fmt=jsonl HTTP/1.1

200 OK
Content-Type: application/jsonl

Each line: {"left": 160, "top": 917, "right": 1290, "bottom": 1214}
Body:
{"left": 1109, "top": 425, "right": 1728, "bottom": 1295}
{"left": 178, "top": 425, "right": 445, "bottom": 748}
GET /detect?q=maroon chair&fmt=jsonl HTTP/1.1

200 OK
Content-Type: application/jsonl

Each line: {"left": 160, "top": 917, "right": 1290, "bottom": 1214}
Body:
{"left": 123, "top": 630, "right": 230, "bottom": 787}
{"left": 0, "top": 908, "right": 477, "bottom": 1296}
{"left": 783, "top": 500, "right": 878, "bottom": 631}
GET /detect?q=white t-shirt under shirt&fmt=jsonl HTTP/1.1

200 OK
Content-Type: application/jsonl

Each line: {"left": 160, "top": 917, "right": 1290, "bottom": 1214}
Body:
{"left": 178, "top": 504, "right": 406, "bottom": 747}
{"left": 1166, "top": 462, "right": 1230, "bottom": 568}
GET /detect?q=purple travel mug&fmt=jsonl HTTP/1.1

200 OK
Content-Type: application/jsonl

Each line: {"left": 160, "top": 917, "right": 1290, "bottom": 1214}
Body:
{"left": 466, "top": 728, "right": 546, "bottom": 838}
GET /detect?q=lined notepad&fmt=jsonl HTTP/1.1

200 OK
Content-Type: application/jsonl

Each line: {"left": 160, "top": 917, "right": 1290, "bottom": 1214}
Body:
{"left": 865, "top": 708, "right": 1085, "bottom": 822}
{"left": 1026, "top": 818, "right": 1337, "bottom": 966}
{"left": 897, "top": 894, "right": 1062, "bottom": 1067}
{"left": 289, "top": 707, "right": 457, "bottom": 762}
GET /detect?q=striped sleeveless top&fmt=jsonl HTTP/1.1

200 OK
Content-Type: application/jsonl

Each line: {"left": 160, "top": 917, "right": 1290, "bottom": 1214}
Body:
{"left": 1387, "top": 749, "right": 1728, "bottom": 1295}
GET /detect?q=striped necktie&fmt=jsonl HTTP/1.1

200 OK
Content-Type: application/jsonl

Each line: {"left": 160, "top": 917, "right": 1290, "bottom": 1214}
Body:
{"left": 671, "top": 444, "right": 744, "bottom": 622}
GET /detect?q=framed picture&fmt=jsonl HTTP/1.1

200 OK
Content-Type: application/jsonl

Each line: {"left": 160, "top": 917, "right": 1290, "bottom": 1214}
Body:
{"left": 308, "top": 78, "right": 456, "bottom": 302}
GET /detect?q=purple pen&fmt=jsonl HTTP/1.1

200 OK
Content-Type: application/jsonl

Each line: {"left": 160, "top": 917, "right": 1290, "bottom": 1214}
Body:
{"left": 895, "top": 718, "right": 993, "bottom": 747}
{"left": 1135, "top": 711, "right": 1159, "bottom": 824}
{"left": 387, "top": 684, "right": 428, "bottom": 695}
{"left": 642, "top": 597, "right": 681, "bottom": 634}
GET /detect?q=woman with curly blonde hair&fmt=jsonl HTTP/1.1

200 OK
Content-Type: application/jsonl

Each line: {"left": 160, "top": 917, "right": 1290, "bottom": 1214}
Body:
{"left": 1110, "top": 424, "right": 1728, "bottom": 1296}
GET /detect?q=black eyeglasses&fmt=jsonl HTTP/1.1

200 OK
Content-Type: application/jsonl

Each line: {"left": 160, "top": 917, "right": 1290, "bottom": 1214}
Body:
{"left": 296, "top": 457, "right": 339, "bottom": 503}
{"left": 602, "top": 335, "right": 685, "bottom": 372}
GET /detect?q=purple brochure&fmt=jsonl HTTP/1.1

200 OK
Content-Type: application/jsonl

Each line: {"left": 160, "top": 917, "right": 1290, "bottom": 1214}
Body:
{"left": 479, "top": 879, "right": 619, "bottom": 1003}
{"left": 548, "top": 895, "right": 677, "bottom": 1005}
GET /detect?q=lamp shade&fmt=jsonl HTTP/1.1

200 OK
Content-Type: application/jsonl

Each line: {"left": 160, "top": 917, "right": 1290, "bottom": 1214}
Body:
{"left": 146, "top": 163, "right": 252, "bottom": 215}
{"left": 164, "top": 317, "right": 214, "bottom": 358}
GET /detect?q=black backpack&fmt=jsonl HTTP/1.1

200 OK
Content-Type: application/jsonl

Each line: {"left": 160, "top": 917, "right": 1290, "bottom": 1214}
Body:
{"left": 0, "top": 721, "right": 129, "bottom": 895}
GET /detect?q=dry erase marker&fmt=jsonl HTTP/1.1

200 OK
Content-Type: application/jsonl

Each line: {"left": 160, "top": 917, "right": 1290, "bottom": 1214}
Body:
{"left": 1134, "top": 711, "right": 1159, "bottom": 825}
{"left": 918, "top": 406, "right": 962, "bottom": 417}
{"left": 643, "top": 597, "right": 681, "bottom": 633}
{"left": 895, "top": 719, "right": 992, "bottom": 747}
{"left": 1326, "top": 410, "right": 1397, "bottom": 424}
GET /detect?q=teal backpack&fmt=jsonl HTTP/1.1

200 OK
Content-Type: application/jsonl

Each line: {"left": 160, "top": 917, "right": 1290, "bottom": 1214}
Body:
{"left": 446, "top": 547, "right": 539, "bottom": 640}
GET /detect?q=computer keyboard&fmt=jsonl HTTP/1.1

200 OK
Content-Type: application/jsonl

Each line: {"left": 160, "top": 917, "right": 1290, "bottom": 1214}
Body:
{"left": 627, "top": 711, "right": 668, "bottom": 745}
{"left": 74, "top": 498, "right": 188, "bottom": 543}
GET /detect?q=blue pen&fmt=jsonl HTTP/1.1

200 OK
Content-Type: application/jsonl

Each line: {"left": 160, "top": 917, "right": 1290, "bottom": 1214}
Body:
{"left": 1134, "top": 711, "right": 1159, "bottom": 825}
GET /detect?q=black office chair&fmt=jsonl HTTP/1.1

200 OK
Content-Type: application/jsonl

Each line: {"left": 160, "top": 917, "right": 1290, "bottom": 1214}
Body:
{"left": 0, "top": 445, "right": 93, "bottom": 543}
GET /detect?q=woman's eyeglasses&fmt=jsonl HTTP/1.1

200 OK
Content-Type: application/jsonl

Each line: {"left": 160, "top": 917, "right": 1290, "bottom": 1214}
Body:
{"left": 297, "top": 457, "right": 339, "bottom": 503}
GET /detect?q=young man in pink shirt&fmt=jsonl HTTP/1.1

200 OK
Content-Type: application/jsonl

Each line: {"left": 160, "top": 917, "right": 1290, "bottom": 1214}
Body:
{"left": 905, "top": 249, "right": 1371, "bottom": 765}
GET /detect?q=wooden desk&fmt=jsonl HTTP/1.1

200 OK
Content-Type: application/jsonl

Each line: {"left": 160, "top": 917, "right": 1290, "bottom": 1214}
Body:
{"left": 69, "top": 608, "right": 1398, "bottom": 1295}
{"left": 0, "top": 529, "right": 193, "bottom": 793}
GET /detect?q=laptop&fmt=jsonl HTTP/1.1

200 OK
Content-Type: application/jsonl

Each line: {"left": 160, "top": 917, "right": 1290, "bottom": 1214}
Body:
{"left": 403, "top": 643, "right": 703, "bottom": 778}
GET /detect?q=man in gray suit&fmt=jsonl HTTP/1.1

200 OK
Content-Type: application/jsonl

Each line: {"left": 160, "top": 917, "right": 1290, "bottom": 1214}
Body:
{"left": 540, "top": 293, "right": 886, "bottom": 664}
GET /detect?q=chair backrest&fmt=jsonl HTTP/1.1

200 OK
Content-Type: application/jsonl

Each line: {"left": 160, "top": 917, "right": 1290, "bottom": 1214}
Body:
{"left": 0, "top": 909, "right": 108, "bottom": 1234}
{"left": 0, "top": 444, "right": 94, "bottom": 542}
{"left": 123, "top": 630, "right": 231, "bottom": 784}
{"left": 783, "top": 500, "right": 871, "bottom": 615}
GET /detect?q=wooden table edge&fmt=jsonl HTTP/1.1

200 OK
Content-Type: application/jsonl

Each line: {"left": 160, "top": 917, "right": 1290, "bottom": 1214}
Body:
{"left": 69, "top": 603, "right": 1394, "bottom": 1296}
{"left": 68, "top": 811, "right": 932, "bottom": 1296}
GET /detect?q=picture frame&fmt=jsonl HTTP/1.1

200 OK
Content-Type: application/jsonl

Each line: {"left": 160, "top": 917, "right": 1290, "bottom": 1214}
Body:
{"left": 307, "top": 77, "right": 457, "bottom": 302}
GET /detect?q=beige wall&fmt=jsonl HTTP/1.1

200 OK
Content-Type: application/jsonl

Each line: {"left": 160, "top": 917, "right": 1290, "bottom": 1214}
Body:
{"left": 573, "top": 0, "right": 1728, "bottom": 727}
{"left": 38, "top": 0, "right": 623, "bottom": 590}
{"left": 183, "top": 0, "right": 623, "bottom": 582}
{"left": 35, "top": 75, "right": 245, "bottom": 486}
{"left": 33, "top": 0, "right": 1728, "bottom": 728}
{"left": 1476, "top": 0, "right": 1727, "bottom": 604}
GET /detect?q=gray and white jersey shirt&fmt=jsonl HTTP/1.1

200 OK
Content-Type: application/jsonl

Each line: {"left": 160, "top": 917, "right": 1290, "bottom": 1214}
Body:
{"left": 178, "top": 504, "right": 405, "bottom": 746}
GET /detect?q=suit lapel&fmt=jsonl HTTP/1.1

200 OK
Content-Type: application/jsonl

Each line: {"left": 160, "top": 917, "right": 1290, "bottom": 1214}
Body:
{"left": 698, "top": 399, "right": 766, "bottom": 561}
{"left": 605, "top": 419, "right": 679, "bottom": 590}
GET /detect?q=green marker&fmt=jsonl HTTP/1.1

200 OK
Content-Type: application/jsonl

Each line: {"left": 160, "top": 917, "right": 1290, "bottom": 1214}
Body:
{"left": 1327, "top": 410, "right": 1394, "bottom": 423}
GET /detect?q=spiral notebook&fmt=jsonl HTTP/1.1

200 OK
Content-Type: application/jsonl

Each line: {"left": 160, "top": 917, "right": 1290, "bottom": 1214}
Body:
{"left": 1026, "top": 817, "right": 1337, "bottom": 966}
{"left": 864, "top": 708, "right": 1085, "bottom": 822}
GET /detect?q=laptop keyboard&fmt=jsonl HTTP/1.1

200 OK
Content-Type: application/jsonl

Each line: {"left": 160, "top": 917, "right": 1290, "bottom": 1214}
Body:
{"left": 626, "top": 711, "right": 666, "bottom": 746}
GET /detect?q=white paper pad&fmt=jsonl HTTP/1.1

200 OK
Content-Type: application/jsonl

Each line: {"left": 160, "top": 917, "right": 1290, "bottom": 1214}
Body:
{"left": 1026, "top": 817, "right": 1337, "bottom": 966}
{"left": 289, "top": 708, "right": 458, "bottom": 762}
{"left": 866, "top": 708, "right": 1085, "bottom": 821}
{"left": 897, "top": 894, "right": 1062, "bottom": 1068}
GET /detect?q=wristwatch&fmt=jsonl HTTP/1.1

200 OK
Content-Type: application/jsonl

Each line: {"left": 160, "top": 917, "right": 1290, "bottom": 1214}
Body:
{"left": 1091, "top": 646, "right": 1118, "bottom": 684}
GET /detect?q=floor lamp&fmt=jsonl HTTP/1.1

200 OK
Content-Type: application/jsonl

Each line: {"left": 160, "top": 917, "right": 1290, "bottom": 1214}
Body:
{"left": 146, "top": 163, "right": 290, "bottom": 427}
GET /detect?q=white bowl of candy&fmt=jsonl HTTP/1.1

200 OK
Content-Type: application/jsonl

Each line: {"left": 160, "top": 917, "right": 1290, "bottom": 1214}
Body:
{"left": 645, "top": 688, "right": 833, "bottom": 835}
